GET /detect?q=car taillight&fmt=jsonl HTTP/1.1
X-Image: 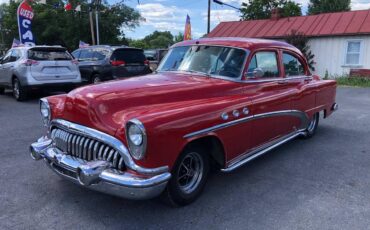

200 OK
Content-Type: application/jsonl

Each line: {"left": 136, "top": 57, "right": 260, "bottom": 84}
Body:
{"left": 144, "top": 60, "right": 149, "bottom": 66}
{"left": 110, "top": 60, "right": 126, "bottom": 66}
{"left": 22, "top": 59, "right": 39, "bottom": 66}
{"left": 71, "top": 59, "right": 79, "bottom": 65}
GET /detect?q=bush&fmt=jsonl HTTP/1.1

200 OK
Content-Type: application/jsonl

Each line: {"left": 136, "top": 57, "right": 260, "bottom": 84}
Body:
{"left": 335, "top": 76, "right": 370, "bottom": 87}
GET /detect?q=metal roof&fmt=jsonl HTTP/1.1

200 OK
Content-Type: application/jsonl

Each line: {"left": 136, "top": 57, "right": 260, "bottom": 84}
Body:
{"left": 207, "top": 9, "right": 370, "bottom": 38}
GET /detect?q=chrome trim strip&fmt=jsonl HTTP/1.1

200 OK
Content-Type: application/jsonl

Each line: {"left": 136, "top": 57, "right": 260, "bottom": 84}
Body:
{"left": 50, "top": 119, "right": 168, "bottom": 175}
{"left": 184, "top": 110, "right": 309, "bottom": 139}
{"left": 243, "top": 75, "right": 313, "bottom": 83}
{"left": 222, "top": 130, "right": 306, "bottom": 172}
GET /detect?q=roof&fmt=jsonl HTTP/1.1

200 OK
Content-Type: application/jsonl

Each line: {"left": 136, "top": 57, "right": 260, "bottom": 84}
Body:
{"left": 173, "top": 37, "right": 301, "bottom": 53}
{"left": 207, "top": 9, "right": 370, "bottom": 39}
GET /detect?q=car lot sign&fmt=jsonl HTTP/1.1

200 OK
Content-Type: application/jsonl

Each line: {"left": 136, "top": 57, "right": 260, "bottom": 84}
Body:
{"left": 17, "top": 0, "right": 35, "bottom": 46}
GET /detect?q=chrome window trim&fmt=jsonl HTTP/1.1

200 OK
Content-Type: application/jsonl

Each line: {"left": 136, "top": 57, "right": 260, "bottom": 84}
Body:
{"left": 50, "top": 119, "right": 168, "bottom": 175}
{"left": 157, "top": 44, "right": 250, "bottom": 82}
{"left": 242, "top": 75, "right": 313, "bottom": 83}
{"left": 184, "top": 110, "right": 309, "bottom": 139}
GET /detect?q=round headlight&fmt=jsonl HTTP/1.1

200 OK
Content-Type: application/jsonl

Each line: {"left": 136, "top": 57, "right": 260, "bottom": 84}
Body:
{"left": 126, "top": 119, "right": 147, "bottom": 160}
{"left": 40, "top": 99, "right": 50, "bottom": 126}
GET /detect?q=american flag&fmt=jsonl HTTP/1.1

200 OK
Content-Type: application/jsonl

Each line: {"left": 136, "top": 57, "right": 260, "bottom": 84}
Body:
{"left": 79, "top": 41, "right": 89, "bottom": 48}
{"left": 11, "top": 38, "right": 24, "bottom": 48}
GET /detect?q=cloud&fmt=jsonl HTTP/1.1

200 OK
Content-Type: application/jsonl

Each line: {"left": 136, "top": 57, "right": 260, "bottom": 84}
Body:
{"left": 351, "top": 0, "right": 370, "bottom": 10}
{"left": 136, "top": 3, "right": 188, "bottom": 32}
{"left": 203, "top": 9, "right": 241, "bottom": 23}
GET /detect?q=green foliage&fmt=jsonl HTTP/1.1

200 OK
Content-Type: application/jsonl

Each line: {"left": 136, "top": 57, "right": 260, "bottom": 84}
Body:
{"left": 241, "top": 0, "right": 301, "bottom": 20}
{"left": 0, "top": 0, "right": 141, "bottom": 51}
{"left": 308, "top": 0, "right": 350, "bottom": 15}
{"left": 129, "top": 30, "right": 175, "bottom": 49}
{"left": 336, "top": 76, "right": 370, "bottom": 88}
{"left": 174, "top": 32, "right": 184, "bottom": 43}
{"left": 284, "top": 30, "right": 315, "bottom": 71}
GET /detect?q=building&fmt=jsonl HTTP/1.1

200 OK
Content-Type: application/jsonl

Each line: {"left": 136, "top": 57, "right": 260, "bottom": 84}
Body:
{"left": 207, "top": 9, "right": 370, "bottom": 78}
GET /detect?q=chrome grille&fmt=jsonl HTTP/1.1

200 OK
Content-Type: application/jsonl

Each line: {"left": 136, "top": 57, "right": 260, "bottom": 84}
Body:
{"left": 51, "top": 128, "right": 125, "bottom": 171}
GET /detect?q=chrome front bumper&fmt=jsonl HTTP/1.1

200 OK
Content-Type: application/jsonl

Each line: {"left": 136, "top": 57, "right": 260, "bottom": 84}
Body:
{"left": 30, "top": 137, "right": 171, "bottom": 200}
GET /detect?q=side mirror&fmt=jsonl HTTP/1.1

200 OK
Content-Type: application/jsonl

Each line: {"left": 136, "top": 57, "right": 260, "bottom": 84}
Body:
{"left": 252, "top": 68, "right": 264, "bottom": 78}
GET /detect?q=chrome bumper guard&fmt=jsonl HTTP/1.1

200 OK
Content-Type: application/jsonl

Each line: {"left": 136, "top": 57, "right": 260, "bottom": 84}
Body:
{"left": 30, "top": 137, "right": 171, "bottom": 200}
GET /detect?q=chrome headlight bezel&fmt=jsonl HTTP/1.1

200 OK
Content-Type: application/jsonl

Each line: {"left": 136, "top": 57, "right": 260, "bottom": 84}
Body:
{"left": 126, "top": 119, "right": 147, "bottom": 160}
{"left": 40, "top": 98, "right": 51, "bottom": 127}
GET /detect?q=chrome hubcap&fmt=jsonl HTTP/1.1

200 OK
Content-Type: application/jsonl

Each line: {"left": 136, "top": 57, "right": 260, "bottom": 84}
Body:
{"left": 177, "top": 152, "right": 204, "bottom": 194}
{"left": 13, "top": 81, "right": 20, "bottom": 99}
{"left": 307, "top": 114, "right": 317, "bottom": 132}
{"left": 93, "top": 77, "right": 101, "bottom": 84}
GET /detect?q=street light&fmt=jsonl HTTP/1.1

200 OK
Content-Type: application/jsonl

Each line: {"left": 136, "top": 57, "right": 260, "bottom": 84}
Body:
{"left": 207, "top": 0, "right": 241, "bottom": 34}
{"left": 213, "top": 0, "right": 241, "bottom": 11}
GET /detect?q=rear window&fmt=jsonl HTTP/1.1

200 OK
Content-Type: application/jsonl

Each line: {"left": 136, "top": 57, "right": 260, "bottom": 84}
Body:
{"left": 28, "top": 48, "right": 72, "bottom": 61}
{"left": 78, "top": 49, "right": 109, "bottom": 61}
{"left": 111, "top": 49, "right": 146, "bottom": 63}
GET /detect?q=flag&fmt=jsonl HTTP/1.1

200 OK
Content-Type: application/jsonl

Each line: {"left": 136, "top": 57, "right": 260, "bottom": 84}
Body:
{"left": 184, "top": 14, "right": 191, "bottom": 41}
{"left": 64, "top": 2, "right": 72, "bottom": 11}
{"left": 17, "top": 0, "right": 36, "bottom": 46}
{"left": 11, "top": 38, "right": 24, "bottom": 48}
{"left": 79, "top": 41, "right": 89, "bottom": 48}
{"left": 75, "top": 4, "right": 81, "bottom": 12}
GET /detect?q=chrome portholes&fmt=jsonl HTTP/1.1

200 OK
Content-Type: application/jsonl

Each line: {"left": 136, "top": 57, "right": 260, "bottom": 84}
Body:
{"left": 242, "top": 107, "right": 249, "bottom": 115}
{"left": 232, "top": 110, "right": 240, "bottom": 118}
{"left": 221, "top": 112, "right": 229, "bottom": 120}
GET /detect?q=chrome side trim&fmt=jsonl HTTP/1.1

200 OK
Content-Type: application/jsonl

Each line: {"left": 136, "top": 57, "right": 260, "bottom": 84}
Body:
{"left": 184, "top": 110, "right": 309, "bottom": 139}
{"left": 50, "top": 119, "right": 168, "bottom": 175}
{"left": 222, "top": 130, "right": 306, "bottom": 172}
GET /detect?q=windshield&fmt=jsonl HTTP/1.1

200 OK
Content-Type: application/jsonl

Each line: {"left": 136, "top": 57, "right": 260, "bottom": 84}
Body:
{"left": 158, "top": 45, "right": 247, "bottom": 79}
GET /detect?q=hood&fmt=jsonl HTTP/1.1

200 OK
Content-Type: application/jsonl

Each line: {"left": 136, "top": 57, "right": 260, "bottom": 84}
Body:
{"left": 59, "top": 72, "right": 239, "bottom": 136}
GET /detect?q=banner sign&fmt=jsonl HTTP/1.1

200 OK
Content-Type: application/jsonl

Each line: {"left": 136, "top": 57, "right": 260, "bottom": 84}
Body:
{"left": 17, "top": 0, "right": 35, "bottom": 46}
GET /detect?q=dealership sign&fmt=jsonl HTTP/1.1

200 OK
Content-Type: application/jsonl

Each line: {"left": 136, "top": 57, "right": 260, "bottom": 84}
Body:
{"left": 17, "top": 0, "right": 35, "bottom": 46}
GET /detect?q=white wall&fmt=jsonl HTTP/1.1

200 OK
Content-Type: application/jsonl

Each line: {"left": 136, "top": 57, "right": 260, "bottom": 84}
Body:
{"left": 308, "top": 35, "right": 370, "bottom": 78}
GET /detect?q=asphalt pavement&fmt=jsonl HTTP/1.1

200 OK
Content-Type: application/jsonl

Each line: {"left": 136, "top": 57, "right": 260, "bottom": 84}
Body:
{"left": 1, "top": 87, "right": 370, "bottom": 230}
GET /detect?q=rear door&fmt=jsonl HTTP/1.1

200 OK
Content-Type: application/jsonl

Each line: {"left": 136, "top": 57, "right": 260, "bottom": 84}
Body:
{"left": 28, "top": 47, "right": 78, "bottom": 81}
{"left": 110, "top": 48, "right": 151, "bottom": 78}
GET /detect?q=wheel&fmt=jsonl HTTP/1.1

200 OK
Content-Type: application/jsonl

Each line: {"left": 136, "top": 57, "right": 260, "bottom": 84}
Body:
{"left": 162, "top": 145, "right": 210, "bottom": 206}
{"left": 91, "top": 74, "right": 101, "bottom": 84}
{"left": 13, "top": 78, "right": 27, "bottom": 101}
{"left": 0, "top": 87, "right": 4, "bottom": 94}
{"left": 303, "top": 112, "right": 319, "bottom": 138}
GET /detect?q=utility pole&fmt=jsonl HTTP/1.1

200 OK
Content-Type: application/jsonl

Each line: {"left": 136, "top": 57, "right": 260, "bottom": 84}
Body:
{"left": 95, "top": 0, "right": 100, "bottom": 45}
{"left": 89, "top": 3, "right": 96, "bottom": 45}
{"left": 207, "top": 0, "right": 211, "bottom": 34}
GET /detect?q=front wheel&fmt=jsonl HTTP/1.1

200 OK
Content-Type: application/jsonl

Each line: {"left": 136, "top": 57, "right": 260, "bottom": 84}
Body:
{"left": 13, "top": 78, "right": 27, "bottom": 101}
{"left": 303, "top": 112, "right": 319, "bottom": 138}
{"left": 162, "top": 145, "right": 210, "bottom": 206}
{"left": 91, "top": 74, "right": 101, "bottom": 84}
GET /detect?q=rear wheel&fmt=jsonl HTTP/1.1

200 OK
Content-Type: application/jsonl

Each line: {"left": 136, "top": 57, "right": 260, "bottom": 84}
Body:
{"left": 13, "top": 78, "right": 27, "bottom": 101}
{"left": 91, "top": 74, "right": 101, "bottom": 84}
{"left": 162, "top": 145, "right": 210, "bottom": 206}
{"left": 303, "top": 112, "right": 319, "bottom": 138}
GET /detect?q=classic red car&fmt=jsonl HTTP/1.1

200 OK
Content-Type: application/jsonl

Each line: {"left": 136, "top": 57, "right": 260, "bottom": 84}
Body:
{"left": 30, "top": 38, "right": 338, "bottom": 206}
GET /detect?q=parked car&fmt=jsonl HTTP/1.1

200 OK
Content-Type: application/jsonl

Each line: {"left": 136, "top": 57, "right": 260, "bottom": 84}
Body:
{"left": 30, "top": 38, "right": 338, "bottom": 206}
{"left": 72, "top": 45, "right": 152, "bottom": 84}
{"left": 0, "top": 46, "right": 81, "bottom": 101}
{"left": 144, "top": 49, "right": 168, "bottom": 71}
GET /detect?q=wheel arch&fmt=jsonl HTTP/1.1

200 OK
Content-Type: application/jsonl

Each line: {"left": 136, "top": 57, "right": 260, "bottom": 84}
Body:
{"left": 181, "top": 135, "right": 226, "bottom": 168}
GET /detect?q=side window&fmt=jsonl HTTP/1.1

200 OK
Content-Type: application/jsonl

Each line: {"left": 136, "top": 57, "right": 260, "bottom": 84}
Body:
{"left": 10, "top": 50, "right": 20, "bottom": 62}
{"left": 71, "top": 50, "right": 80, "bottom": 59}
{"left": 282, "top": 52, "right": 305, "bottom": 76}
{"left": 79, "top": 49, "right": 94, "bottom": 61}
{"left": 247, "top": 51, "right": 279, "bottom": 78}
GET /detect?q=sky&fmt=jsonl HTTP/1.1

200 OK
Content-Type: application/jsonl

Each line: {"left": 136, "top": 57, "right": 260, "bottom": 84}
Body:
{"left": 118, "top": 0, "right": 370, "bottom": 39}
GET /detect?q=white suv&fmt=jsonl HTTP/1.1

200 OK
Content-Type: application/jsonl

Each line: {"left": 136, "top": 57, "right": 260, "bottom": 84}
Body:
{"left": 0, "top": 46, "right": 81, "bottom": 101}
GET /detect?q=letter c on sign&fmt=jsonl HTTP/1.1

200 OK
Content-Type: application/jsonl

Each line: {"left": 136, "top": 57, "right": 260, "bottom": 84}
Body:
{"left": 22, "top": 19, "right": 31, "bottom": 28}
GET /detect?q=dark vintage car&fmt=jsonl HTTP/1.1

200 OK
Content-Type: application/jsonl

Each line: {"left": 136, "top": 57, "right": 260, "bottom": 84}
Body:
{"left": 30, "top": 38, "right": 338, "bottom": 206}
{"left": 72, "top": 45, "right": 152, "bottom": 84}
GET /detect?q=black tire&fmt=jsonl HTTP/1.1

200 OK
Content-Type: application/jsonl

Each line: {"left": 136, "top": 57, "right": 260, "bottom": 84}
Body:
{"left": 0, "top": 87, "right": 4, "bottom": 94}
{"left": 91, "top": 74, "right": 101, "bottom": 84}
{"left": 303, "top": 112, "right": 319, "bottom": 139}
{"left": 13, "top": 78, "right": 27, "bottom": 101}
{"left": 162, "top": 145, "right": 210, "bottom": 207}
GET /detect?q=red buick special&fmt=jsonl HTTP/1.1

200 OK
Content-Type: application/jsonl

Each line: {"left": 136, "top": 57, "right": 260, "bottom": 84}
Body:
{"left": 30, "top": 38, "right": 338, "bottom": 206}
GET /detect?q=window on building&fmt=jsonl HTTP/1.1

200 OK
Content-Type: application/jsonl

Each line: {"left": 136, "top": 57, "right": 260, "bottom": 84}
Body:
{"left": 345, "top": 41, "right": 362, "bottom": 66}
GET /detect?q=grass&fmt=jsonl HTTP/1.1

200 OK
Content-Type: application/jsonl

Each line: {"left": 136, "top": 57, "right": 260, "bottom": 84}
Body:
{"left": 335, "top": 76, "right": 370, "bottom": 88}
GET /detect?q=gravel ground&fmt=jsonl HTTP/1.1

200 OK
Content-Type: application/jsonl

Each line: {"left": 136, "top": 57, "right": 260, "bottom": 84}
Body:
{"left": 0, "top": 87, "right": 369, "bottom": 230}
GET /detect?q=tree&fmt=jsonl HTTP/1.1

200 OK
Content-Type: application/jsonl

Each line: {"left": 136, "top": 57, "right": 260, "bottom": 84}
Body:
{"left": 308, "top": 0, "right": 350, "bottom": 15}
{"left": 0, "top": 0, "right": 141, "bottom": 51}
{"left": 241, "top": 0, "right": 301, "bottom": 20}
{"left": 174, "top": 32, "right": 184, "bottom": 43}
{"left": 284, "top": 30, "right": 315, "bottom": 71}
